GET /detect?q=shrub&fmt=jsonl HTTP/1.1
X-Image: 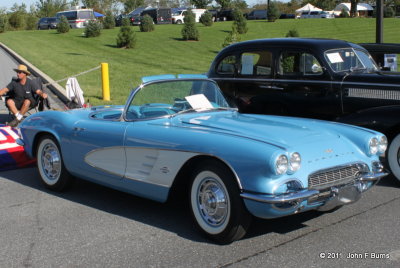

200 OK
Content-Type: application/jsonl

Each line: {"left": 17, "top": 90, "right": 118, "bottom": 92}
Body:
{"left": 384, "top": 7, "right": 395, "bottom": 18}
{"left": 222, "top": 24, "right": 241, "bottom": 48}
{"left": 200, "top": 11, "right": 213, "bottom": 26}
{"left": 285, "top": 29, "right": 299, "bottom": 37}
{"left": 116, "top": 25, "right": 136, "bottom": 48}
{"left": 340, "top": 9, "right": 349, "bottom": 18}
{"left": 140, "top": 15, "right": 154, "bottom": 32}
{"left": 122, "top": 17, "right": 130, "bottom": 26}
{"left": 103, "top": 11, "right": 115, "bottom": 29}
{"left": 181, "top": 10, "right": 199, "bottom": 41}
{"left": 25, "top": 14, "right": 37, "bottom": 30}
{"left": 267, "top": 1, "right": 280, "bottom": 22}
{"left": 0, "top": 16, "right": 7, "bottom": 33}
{"left": 233, "top": 9, "right": 247, "bottom": 34}
{"left": 57, "top": 16, "right": 70, "bottom": 33}
{"left": 85, "top": 20, "right": 102, "bottom": 37}
{"left": 8, "top": 11, "right": 25, "bottom": 29}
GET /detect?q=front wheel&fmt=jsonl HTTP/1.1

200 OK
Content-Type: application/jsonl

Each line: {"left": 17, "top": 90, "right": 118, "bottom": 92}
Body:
{"left": 37, "top": 135, "right": 73, "bottom": 191}
{"left": 189, "top": 160, "right": 252, "bottom": 244}
{"left": 388, "top": 133, "right": 400, "bottom": 183}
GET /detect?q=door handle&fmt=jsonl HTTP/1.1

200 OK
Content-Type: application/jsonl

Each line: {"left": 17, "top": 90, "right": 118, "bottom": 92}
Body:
{"left": 259, "top": 85, "right": 284, "bottom": 90}
{"left": 73, "top": 127, "right": 86, "bottom": 131}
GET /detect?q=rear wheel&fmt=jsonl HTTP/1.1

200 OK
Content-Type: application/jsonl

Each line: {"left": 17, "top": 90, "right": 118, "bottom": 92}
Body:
{"left": 189, "top": 160, "right": 251, "bottom": 244}
{"left": 388, "top": 133, "right": 400, "bottom": 183}
{"left": 37, "top": 135, "right": 73, "bottom": 191}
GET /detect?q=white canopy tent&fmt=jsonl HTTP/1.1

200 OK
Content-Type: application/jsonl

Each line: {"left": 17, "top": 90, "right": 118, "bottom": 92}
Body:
{"left": 334, "top": 3, "right": 373, "bottom": 16}
{"left": 296, "top": 3, "right": 322, "bottom": 13}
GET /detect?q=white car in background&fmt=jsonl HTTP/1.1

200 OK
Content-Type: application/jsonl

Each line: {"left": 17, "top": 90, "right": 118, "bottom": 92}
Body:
{"left": 172, "top": 9, "right": 206, "bottom": 24}
{"left": 300, "top": 11, "right": 335, "bottom": 19}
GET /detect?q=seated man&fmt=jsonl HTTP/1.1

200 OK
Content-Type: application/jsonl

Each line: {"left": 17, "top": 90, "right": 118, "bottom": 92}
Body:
{"left": 0, "top": 64, "right": 47, "bottom": 127}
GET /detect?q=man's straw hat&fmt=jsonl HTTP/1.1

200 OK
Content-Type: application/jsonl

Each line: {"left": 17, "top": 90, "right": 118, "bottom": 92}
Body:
{"left": 13, "top": 64, "right": 31, "bottom": 75}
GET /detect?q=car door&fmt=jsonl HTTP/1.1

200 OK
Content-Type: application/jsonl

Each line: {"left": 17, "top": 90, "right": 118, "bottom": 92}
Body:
{"left": 271, "top": 49, "right": 341, "bottom": 119}
{"left": 65, "top": 114, "right": 129, "bottom": 182}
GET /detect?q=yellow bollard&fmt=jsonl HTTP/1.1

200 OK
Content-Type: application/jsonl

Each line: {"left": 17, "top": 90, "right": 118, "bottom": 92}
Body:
{"left": 101, "top": 63, "right": 110, "bottom": 101}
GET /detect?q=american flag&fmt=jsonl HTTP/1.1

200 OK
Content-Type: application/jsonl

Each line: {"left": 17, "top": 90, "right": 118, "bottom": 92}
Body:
{"left": 0, "top": 125, "right": 35, "bottom": 171}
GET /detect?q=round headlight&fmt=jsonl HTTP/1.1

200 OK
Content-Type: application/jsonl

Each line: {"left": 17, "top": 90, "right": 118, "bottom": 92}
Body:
{"left": 275, "top": 154, "right": 288, "bottom": 175}
{"left": 378, "top": 136, "right": 388, "bottom": 154}
{"left": 289, "top": 152, "right": 301, "bottom": 173}
{"left": 369, "top": 137, "right": 379, "bottom": 155}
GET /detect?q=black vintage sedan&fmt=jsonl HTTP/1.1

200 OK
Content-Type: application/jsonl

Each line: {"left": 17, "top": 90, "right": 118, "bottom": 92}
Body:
{"left": 207, "top": 38, "right": 400, "bottom": 182}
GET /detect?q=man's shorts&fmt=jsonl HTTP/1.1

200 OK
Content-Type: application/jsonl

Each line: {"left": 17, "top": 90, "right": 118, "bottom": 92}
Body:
{"left": 6, "top": 97, "right": 37, "bottom": 110}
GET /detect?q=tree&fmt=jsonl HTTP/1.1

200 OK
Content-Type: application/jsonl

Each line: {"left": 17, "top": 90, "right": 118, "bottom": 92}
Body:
{"left": 233, "top": 9, "right": 247, "bottom": 34}
{"left": 103, "top": 10, "right": 115, "bottom": 29}
{"left": 35, "top": 0, "right": 68, "bottom": 18}
{"left": 123, "top": 0, "right": 145, "bottom": 14}
{"left": 190, "top": 0, "right": 212, "bottom": 9}
{"left": 0, "top": 15, "right": 7, "bottom": 33}
{"left": 140, "top": 14, "right": 155, "bottom": 32}
{"left": 116, "top": 24, "right": 136, "bottom": 48}
{"left": 85, "top": 20, "right": 102, "bottom": 37}
{"left": 285, "top": 29, "right": 299, "bottom": 37}
{"left": 57, "top": 15, "right": 70, "bottom": 33}
{"left": 222, "top": 23, "right": 241, "bottom": 48}
{"left": 350, "top": 0, "right": 359, "bottom": 17}
{"left": 231, "top": 0, "right": 247, "bottom": 11}
{"left": 216, "top": 0, "right": 231, "bottom": 9}
{"left": 267, "top": 1, "right": 280, "bottom": 22}
{"left": 181, "top": 10, "right": 199, "bottom": 41}
{"left": 199, "top": 11, "right": 213, "bottom": 26}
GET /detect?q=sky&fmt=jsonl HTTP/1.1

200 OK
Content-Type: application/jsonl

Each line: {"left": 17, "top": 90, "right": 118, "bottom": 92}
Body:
{"left": 1, "top": 0, "right": 269, "bottom": 11}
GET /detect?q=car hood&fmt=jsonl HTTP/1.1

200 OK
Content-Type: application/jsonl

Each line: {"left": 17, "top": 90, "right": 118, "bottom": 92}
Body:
{"left": 173, "top": 111, "right": 344, "bottom": 149}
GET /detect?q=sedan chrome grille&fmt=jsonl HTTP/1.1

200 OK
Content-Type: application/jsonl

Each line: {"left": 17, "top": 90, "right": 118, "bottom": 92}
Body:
{"left": 308, "top": 165, "right": 360, "bottom": 190}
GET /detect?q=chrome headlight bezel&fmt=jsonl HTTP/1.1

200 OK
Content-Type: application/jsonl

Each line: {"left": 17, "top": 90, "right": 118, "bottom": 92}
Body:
{"left": 368, "top": 137, "right": 379, "bottom": 155}
{"left": 378, "top": 136, "right": 388, "bottom": 154}
{"left": 275, "top": 154, "right": 288, "bottom": 175}
{"left": 288, "top": 152, "right": 301, "bottom": 173}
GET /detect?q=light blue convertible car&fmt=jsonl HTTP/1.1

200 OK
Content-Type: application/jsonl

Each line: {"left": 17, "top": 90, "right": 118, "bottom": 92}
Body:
{"left": 17, "top": 75, "right": 388, "bottom": 244}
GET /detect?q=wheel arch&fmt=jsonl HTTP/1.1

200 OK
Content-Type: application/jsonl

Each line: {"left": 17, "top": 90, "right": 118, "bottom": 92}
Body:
{"left": 168, "top": 155, "right": 242, "bottom": 201}
{"left": 31, "top": 131, "right": 62, "bottom": 158}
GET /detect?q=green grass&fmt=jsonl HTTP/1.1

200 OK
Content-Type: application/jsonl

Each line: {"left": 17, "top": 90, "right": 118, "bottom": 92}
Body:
{"left": 0, "top": 18, "right": 399, "bottom": 105}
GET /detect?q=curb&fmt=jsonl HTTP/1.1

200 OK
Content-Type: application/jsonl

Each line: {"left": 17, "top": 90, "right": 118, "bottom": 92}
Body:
{"left": 0, "top": 42, "right": 69, "bottom": 104}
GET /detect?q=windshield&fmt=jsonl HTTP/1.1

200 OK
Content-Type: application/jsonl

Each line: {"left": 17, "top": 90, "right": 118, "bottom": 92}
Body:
{"left": 125, "top": 79, "right": 232, "bottom": 120}
{"left": 325, "top": 48, "right": 378, "bottom": 72}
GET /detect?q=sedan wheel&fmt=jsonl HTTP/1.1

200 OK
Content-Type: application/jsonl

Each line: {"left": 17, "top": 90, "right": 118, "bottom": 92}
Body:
{"left": 190, "top": 160, "right": 251, "bottom": 244}
{"left": 388, "top": 133, "right": 400, "bottom": 183}
{"left": 37, "top": 135, "right": 73, "bottom": 191}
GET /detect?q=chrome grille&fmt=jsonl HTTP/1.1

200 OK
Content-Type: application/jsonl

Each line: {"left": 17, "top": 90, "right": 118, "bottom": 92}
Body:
{"left": 308, "top": 165, "right": 360, "bottom": 190}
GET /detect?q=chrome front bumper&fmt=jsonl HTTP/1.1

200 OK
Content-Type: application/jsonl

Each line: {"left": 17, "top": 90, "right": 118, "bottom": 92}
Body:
{"left": 240, "top": 170, "right": 388, "bottom": 210}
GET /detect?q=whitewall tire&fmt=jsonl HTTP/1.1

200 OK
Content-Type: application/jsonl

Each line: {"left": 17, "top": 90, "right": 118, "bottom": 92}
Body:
{"left": 388, "top": 133, "right": 400, "bottom": 182}
{"left": 189, "top": 160, "right": 251, "bottom": 244}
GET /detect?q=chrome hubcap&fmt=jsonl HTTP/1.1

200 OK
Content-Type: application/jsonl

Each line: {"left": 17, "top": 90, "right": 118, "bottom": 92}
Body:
{"left": 41, "top": 142, "right": 61, "bottom": 181}
{"left": 197, "top": 179, "right": 228, "bottom": 226}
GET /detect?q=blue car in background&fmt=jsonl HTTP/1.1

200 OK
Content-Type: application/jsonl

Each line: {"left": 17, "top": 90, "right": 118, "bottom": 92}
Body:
{"left": 17, "top": 75, "right": 388, "bottom": 244}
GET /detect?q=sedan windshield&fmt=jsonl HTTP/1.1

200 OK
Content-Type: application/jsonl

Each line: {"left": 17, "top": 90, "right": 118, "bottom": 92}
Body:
{"left": 125, "top": 79, "right": 232, "bottom": 120}
{"left": 325, "top": 48, "right": 378, "bottom": 73}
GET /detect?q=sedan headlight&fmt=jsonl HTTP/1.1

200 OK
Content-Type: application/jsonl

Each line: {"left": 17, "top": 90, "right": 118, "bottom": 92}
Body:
{"left": 378, "top": 136, "right": 388, "bottom": 154}
{"left": 289, "top": 152, "right": 301, "bottom": 173}
{"left": 368, "top": 137, "right": 379, "bottom": 155}
{"left": 275, "top": 154, "right": 288, "bottom": 175}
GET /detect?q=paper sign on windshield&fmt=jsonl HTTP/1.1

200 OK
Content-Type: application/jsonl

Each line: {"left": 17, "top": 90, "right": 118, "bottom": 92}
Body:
{"left": 326, "top": 52, "right": 344, "bottom": 63}
{"left": 185, "top": 94, "right": 213, "bottom": 110}
{"left": 241, "top": 55, "right": 254, "bottom": 75}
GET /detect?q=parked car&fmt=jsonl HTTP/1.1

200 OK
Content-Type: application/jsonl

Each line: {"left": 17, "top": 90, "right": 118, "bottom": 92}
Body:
{"left": 300, "top": 10, "right": 335, "bottom": 19}
{"left": 247, "top": 10, "right": 267, "bottom": 20}
{"left": 18, "top": 74, "right": 387, "bottom": 243}
{"left": 279, "top": 13, "right": 296, "bottom": 19}
{"left": 115, "top": 14, "right": 129, "bottom": 26}
{"left": 359, "top": 43, "right": 400, "bottom": 72}
{"left": 208, "top": 38, "right": 400, "bottom": 182}
{"left": 172, "top": 8, "right": 206, "bottom": 24}
{"left": 56, "top": 7, "right": 95, "bottom": 28}
{"left": 140, "top": 8, "right": 172, "bottom": 24}
{"left": 37, "top": 17, "right": 59, "bottom": 30}
{"left": 217, "top": 9, "right": 235, "bottom": 21}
